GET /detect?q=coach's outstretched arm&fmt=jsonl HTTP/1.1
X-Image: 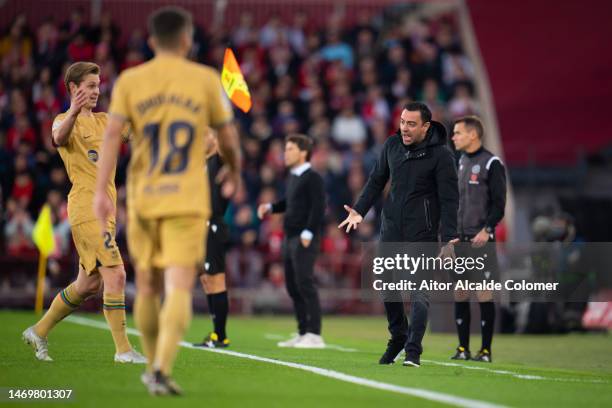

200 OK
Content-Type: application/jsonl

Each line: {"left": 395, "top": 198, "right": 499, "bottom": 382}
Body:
{"left": 339, "top": 138, "right": 391, "bottom": 232}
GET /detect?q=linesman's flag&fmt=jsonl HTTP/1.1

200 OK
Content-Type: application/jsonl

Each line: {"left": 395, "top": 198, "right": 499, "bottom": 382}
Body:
{"left": 221, "top": 48, "right": 252, "bottom": 113}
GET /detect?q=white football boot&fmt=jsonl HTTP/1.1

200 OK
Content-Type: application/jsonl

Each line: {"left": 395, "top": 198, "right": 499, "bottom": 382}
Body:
{"left": 114, "top": 349, "right": 147, "bottom": 364}
{"left": 22, "top": 326, "right": 52, "bottom": 361}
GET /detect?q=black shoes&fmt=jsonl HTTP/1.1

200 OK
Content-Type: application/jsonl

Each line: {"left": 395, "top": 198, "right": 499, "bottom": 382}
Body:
{"left": 451, "top": 346, "right": 471, "bottom": 360}
{"left": 473, "top": 348, "right": 492, "bottom": 363}
{"left": 403, "top": 352, "right": 420, "bottom": 367}
{"left": 378, "top": 336, "right": 407, "bottom": 364}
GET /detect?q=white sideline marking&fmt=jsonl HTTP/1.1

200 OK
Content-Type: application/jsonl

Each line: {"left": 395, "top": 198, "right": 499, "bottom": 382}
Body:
{"left": 65, "top": 315, "right": 505, "bottom": 408}
{"left": 422, "top": 359, "right": 608, "bottom": 384}
{"left": 263, "top": 333, "right": 358, "bottom": 352}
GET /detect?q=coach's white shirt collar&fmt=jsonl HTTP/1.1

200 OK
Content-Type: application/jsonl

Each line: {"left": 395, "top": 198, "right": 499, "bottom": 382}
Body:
{"left": 290, "top": 162, "right": 311, "bottom": 176}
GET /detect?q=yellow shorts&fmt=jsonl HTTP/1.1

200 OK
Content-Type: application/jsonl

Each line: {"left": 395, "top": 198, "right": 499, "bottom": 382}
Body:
{"left": 71, "top": 220, "right": 123, "bottom": 275}
{"left": 127, "top": 215, "right": 208, "bottom": 271}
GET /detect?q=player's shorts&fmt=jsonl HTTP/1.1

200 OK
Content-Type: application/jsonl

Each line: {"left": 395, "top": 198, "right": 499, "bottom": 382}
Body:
{"left": 71, "top": 220, "right": 123, "bottom": 275}
{"left": 451, "top": 236, "right": 499, "bottom": 284}
{"left": 200, "top": 220, "right": 228, "bottom": 276}
{"left": 127, "top": 214, "right": 208, "bottom": 272}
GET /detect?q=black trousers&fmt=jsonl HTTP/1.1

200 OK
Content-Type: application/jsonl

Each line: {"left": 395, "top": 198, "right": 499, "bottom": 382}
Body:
{"left": 381, "top": 242, "right": 435, "bottom": 356}
{"left": 384, "top": 292, "right": 430, "bottom": 355}
{"left": 283, "top": 235, "right": 322, "bottom": 335}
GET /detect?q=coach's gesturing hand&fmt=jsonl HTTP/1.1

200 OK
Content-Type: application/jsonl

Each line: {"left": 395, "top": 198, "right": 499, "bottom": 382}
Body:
{"left": 438, "top": 238, "right": 460, "bottom": 260}
{"left": 338, "top": 205, "right": 363, "bottom": 233}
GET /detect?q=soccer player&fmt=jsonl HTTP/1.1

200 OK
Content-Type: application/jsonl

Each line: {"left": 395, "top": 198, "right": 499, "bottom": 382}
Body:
{"left": 193, "top": 130, "right": 231, "bottom": 349}
{"left": 22, "top": 61, "right": 146, "bottom": 364}
{"left": 93, "top": 7, "right": 241, "bottom": 396}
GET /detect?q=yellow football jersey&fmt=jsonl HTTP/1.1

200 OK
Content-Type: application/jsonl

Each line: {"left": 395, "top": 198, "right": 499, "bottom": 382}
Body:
{"left": 108, "top": 54, "right": 233, "bottom": 219}
{"left": 53, "top": 112, "right": 118, "bottom": 227}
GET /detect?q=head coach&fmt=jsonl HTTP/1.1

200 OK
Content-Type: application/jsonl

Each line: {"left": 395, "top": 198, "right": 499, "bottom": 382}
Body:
{"left": 339, "top": 102, "right": 459, "bottom": 367}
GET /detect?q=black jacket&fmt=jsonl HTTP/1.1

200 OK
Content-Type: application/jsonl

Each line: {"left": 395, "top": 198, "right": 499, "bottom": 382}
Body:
{"left": 353, "top": 121, "right": 459, "bottom": 242}
{"left": 272, "top": 168, "right": 326, "bottom": 238}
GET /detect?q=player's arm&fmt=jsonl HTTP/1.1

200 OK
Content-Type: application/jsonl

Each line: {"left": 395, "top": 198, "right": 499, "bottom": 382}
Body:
{"left": 52, "top": 89, "right": 87, "bottom": 146}
{"left": 93, "top": 114, "right": 124, "bottom": 228}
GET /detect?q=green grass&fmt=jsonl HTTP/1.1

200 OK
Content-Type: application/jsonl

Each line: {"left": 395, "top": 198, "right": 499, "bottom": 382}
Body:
{"left": 1, "top": 310, "right": 611, "bottom": 407}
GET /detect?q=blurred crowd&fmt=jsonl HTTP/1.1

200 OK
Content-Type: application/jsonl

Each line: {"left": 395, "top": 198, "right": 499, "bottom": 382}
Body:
{"left": 0, "top": 7, "right": 480, "bottom": 290}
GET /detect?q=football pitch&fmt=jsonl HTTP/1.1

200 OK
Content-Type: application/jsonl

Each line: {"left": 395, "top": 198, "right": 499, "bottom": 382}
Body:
{"left": 1, "top": 310, "right": 611, "bottom": 407}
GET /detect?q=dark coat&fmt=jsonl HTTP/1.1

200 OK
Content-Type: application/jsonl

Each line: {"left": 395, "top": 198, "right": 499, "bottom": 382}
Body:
{"left": 354, "top": 121, "right": 459, "bottom": 242}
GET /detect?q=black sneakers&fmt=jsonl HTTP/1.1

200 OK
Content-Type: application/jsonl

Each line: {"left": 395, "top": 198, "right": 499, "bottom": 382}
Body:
{"left": 451, "top": 346, "right": 471, "bottom": 360}
{"left": 193, "top": 332, "right": 230, "bottom": 348}
{"left": 473, "top": 348, "right": 492, "bottom": 363}
{"left": 378, "top": 336, "right": 407, "bottom": 364}
{"left": 403, "top": 352, "right": 420, "bottom": 367}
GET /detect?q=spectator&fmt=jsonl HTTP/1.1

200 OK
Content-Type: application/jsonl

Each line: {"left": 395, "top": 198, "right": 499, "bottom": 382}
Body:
{"left": 331, "top": 105, "right": 367, "bottom": 147}
{"left": 4, "top": 198, "right": 35, "bottom": 257}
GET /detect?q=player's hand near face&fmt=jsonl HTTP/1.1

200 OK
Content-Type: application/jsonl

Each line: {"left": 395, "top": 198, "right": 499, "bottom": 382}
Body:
{"left": 69, "top": 89, "right": 88, "bottom": 117}
{"left": 338, "top": 205, "right": 363, "bottom": 233}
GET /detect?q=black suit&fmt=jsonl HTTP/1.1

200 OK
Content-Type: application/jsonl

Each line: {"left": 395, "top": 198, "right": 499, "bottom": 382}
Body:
{"left": 272, "top": 165, "right": 325, "bottom": 335}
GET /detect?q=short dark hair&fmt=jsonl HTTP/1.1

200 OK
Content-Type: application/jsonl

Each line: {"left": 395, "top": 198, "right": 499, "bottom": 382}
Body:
{"left": 64, "top": 62, "right": 100, "bottom": 95}
{"left": 148, "top": 6, "right": 193, "bottom": 49}
{"left": 403, "top": 102, "right": 432, "bottom": 124}
{"left": 286, "top": 134, "right": 314, "bottom": 161}
{"left": 454, "top": 115, "right": 484, "bottom": 139}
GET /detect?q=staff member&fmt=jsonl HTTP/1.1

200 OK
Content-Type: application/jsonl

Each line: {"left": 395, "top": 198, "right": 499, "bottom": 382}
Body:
{"left": 451, "top": 115, "right": 506, "bottom": 363}
{"left": 339, "top": 102, "right": 459, "bottom": 367}
{"left": 194, "top": 130, "right": 232, "bottom": 348}
{"left": 258, "top": 134, "right": 326, "bottom": 349}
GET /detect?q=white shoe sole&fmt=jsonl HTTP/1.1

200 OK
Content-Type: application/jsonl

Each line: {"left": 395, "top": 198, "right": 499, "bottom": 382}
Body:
{"left": 293, "top": 343, "right": 326, "bottom": 349}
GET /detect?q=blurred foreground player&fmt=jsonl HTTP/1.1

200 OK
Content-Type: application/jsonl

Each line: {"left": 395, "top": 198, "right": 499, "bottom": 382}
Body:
{"left": 194, "top": 130, "right": 231, "bottom": 348}
{"left": 257, "top": 134, "right": 326, "bottom": 348}
{"left": 451, "top": 115, "right": 506, "bottom": 363}
{"left": 93, "top": 7, "right": 241, "bottom": 395}
{"left": 22, "top": 61, "right": 145, "bottom": 364}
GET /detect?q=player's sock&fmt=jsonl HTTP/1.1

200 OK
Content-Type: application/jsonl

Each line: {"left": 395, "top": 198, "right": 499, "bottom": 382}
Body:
{"left": 103, "top": 293, "right": 131, "bottom": 354}
{"left": 209, "top": 291, "right": 228, "bottom": 340}
{"left": 134, "top": 293, "right": 161, "bottom": 372}
{"left": 480, "top": 301, "right": 495, "bottom": 351}
{"left": 455, "top": 301, "right": 471, "bottom": 349}
{"left": 34, "top": 283, "right": 84, "bottom": 338}
{"left": 156, "top": 288, "right": 192, "bottom": 376}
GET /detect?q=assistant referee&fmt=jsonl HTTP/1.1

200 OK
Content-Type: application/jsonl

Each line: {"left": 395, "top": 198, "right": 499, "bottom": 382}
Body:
{"left": 194, "top": 131, "right": 232, "bottom": 348}
{"left": 450, "top": 115, "right": 506, "bottom": 363}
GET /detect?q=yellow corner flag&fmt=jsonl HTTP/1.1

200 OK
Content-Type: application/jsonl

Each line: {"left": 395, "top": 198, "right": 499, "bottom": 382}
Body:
{"left": 221, "top": 48, "right": 252, "bottom": 113}
{"left": 33, "top": 204, "right": 55, "bottom": 256}
{"left": 32, "top": 204, "right": 55, "bottom": 314}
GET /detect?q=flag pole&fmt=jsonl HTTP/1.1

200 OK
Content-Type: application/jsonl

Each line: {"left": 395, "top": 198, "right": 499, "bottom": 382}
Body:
{"left": 34, "top": 252, "right": 47, "bottom": 315}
